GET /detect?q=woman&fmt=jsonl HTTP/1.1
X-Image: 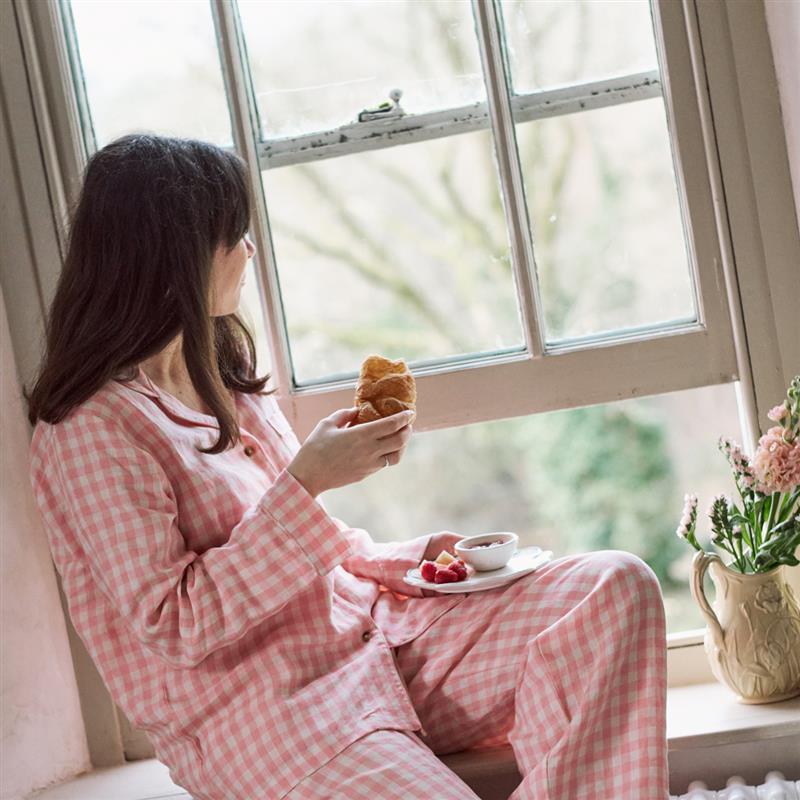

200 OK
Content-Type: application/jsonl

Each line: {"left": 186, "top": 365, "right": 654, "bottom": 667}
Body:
{"left": 26, "top": 134, "right": 668, "bottom": 799}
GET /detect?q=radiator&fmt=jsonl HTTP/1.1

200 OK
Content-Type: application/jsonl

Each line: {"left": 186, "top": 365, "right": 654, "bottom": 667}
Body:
{"left": 669, "top": 771, "right": 799, "bottom": 799}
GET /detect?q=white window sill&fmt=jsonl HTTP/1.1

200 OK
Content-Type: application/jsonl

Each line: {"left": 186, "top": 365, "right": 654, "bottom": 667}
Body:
{"left": 27, "top": 683, "right": 800, "bottom": 800}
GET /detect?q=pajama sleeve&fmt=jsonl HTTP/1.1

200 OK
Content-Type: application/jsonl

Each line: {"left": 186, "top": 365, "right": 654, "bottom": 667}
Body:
{"left": 33, "top": 412, "right": 356, "bottom": 669}
{"left": 322, "top": 509, "right": 434, "bottom": 598}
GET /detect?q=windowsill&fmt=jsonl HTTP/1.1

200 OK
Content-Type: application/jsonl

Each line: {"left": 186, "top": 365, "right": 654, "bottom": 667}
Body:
{"left": 28, "top": 683, "right": 800, "bottom": 799}
{"left": 666, "top": 681, "right": 800, "bottom": 750}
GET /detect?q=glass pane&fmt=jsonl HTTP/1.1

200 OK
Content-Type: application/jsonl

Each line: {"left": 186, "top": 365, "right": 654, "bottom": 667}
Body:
{"left": 516, "top": 98, "right": 696, "bottom": 341}
{"left": 237, "top": 0, "right": 485, "bottom": 138}
{"left": 238, "top": 262, "right": 273, "bottom": 384}
{"left": 68, "top": 0, "right": 232, "bottom": 147}
{"left": 500, "top": 0, "right": 658, "bottom": 94}
{"left": 321, "top": 381, "right": 742, "bottom": 634}
{"left": 263, "top": 131, "right": 522, "bottom": 384}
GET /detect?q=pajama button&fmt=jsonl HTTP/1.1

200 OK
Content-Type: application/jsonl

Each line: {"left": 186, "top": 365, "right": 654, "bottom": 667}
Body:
{"left": 361, "top": 630, "right": 372, "bottom": 642}
{"left": 244, "top": 445, "right": 255, "bottom": 457}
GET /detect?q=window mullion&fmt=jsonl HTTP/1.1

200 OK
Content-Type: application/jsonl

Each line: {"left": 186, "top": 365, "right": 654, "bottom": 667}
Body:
{"left": 472, "top": 0, "right": 544, "bottom": 359}
{"left": 209, "top": 0, "right": 293, "bottom": 393}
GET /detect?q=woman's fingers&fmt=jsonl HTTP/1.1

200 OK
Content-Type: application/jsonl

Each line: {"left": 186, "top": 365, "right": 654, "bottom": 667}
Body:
{"left": 375, "top": 426, "right": 412, "bottom": 452}
{"left": 326, "top": 407, "right": 359, "bottom": 428}
{"left": 359, "top": 410, "right": 415, "bottom": 439}
{"left": 379, "top": 447, "right": 405, "bottom": 469}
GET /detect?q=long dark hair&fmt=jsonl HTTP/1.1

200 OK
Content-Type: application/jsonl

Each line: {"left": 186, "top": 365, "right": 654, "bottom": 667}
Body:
{"left": 24, "top": 133, "right": 272, "bottom": 454}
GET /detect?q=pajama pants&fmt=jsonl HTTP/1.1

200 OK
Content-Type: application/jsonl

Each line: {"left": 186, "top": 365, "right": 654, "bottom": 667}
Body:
{"left": 285, "top": 550, "right": 669, "bottom": 800}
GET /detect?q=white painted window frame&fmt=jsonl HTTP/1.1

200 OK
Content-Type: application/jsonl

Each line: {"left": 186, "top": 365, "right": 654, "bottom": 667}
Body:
{"left": 6, "top": 0, "right": 797, "bottom": 762}
{"left": 215, "top": 0, "right": 743, "bottom": 441}
{"left": 53, "top": 0, "right": 745, "bottom": 441}
{"left": 212, "top": 0, "right": 752, "bottom": 436}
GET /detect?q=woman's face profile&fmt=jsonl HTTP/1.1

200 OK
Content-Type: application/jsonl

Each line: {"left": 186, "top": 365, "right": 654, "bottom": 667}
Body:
{"left": 209, "top": 234, "right": 256, "bottom": 317}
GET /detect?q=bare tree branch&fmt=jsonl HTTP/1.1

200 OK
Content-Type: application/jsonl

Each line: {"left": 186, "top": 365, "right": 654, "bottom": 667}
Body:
{"left": 274, "top": 218, "right": 468, "bottom": 349}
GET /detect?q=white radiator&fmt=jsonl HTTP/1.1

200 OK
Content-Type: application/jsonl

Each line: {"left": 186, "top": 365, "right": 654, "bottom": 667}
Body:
{"left": 669, "top": 771, "right": 799, "bottom": 799}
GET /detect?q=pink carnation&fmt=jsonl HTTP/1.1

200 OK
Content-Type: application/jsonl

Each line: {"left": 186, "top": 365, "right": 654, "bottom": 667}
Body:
{"left": 767, "top": 404, "right": 788, "bottom": 423}
{"left": 751, "top": 426, "right": 800, "bottom": 494}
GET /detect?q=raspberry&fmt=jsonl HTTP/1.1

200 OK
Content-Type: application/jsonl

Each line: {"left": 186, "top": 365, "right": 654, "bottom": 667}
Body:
{"left": 420, "top": 561, "right": 438, "bottom": 582}
{"left": 434, "top": 567, "right": 458, "bottom": 583}
{"left": 448, "top": 562, "right": 468, "bottom": 580}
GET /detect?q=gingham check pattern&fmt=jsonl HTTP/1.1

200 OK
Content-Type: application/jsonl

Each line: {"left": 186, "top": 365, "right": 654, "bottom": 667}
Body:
{"left": 29, "top": 368, "right": 463, "bottom": 800}
{"left": 285, "top": 729, "right": 482, "bottom": 799}
{"left": 30, "top": 368, "right": 668, "bottom": 799}
{"left": 289, "top": 551, "right": 669, "bottom": 800}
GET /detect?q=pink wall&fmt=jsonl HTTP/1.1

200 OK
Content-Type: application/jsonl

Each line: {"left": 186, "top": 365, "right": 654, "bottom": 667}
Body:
{"left": 0, "top": 282, "right": 89, "bottom": 799}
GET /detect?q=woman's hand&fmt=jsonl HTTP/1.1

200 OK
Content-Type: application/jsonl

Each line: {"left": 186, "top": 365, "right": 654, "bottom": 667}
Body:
{"left": 418, "top": 531, "right": 467, "bottom": 597}
{"left": 422, "top": 531, "right": 465, "bottom": 563}
{"left": 287, "top": 407, "right": 415, "bottom": 498}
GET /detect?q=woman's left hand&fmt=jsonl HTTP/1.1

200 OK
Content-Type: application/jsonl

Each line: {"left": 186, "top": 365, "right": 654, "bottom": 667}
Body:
{"left": 418, "top": 531, "right": 466, "bottom": 597}
{"left": 422, "top": 531, "right": 465, "bottom": 563}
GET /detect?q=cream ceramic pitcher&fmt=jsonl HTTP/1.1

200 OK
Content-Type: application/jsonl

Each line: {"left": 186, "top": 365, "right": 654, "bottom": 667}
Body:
{"left": 691, "top": 551, "right": 800, "bottom": 704}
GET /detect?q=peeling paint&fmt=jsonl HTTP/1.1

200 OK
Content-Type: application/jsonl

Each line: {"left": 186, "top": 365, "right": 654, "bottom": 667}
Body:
{"left": 260, "top": 69, "right": 661, "bottom": 169}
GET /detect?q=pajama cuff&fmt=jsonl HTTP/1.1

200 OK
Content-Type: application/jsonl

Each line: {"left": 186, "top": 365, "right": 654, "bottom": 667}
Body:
{"left": 258, "top": 468, "right": 354, "bottom": 575}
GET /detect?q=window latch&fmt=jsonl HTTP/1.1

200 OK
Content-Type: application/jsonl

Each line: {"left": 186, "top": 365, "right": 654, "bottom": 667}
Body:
{"left": 357, "top": 88, "right": 405, "bottom": 123}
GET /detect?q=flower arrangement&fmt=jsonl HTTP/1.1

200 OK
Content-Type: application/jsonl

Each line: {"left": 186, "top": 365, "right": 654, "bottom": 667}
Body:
{"left": 676, "top": 376, "right": 800, "bottom": 573}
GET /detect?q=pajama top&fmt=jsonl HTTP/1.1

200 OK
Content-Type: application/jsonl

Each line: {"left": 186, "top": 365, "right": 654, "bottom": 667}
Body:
{"left": 29, "top": 367, "right": 467, "bottom": 799}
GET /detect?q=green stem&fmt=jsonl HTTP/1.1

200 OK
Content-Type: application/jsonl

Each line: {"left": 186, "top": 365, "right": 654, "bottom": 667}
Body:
{"left": 762, "top": 493, "right": 777, "bottom": 549}
{"left": 729, "top": 531, "right": 748, "bottom": 572}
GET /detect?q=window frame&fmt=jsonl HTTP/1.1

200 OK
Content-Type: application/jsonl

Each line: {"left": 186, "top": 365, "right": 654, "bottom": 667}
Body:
{"left": 206, "top": 0, "right": 742, "bottom": 439}
{"left": 49, "top": 0, "right": 745, "bottom": 440}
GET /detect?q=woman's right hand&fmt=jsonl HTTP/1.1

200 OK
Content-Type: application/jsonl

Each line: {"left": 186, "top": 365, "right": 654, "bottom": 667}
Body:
{"left": 287, "top": 407, "right": 415, "bottom": 498}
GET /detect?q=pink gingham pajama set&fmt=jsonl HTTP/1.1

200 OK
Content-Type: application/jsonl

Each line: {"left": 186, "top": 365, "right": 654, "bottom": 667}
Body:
{"left": 29, "top": 367, "right": 668, "bottom": 799}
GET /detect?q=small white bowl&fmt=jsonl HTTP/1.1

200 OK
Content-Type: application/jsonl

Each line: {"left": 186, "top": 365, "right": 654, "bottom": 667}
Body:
{"left": 454, "top": 532, "right": 519, "bottom": 571}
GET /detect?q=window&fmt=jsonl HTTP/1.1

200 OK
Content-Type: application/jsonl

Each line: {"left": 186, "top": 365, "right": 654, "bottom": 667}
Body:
{"left": 64, "top": 0, "right": 736, "bottom": 426}
{"left": 57, "top": 0, "right": 750, "bottom": 636}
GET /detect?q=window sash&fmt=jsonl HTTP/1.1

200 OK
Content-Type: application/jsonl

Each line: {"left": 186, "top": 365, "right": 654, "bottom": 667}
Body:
{"left": 53, "top": 0, "right": 739, "bottom": 436}
{"left": 287, "top": 326, "right": 735, "bottom": 440}
{"left": 259, "top": 70, "right": 662, "bottom": 169}
{"left": 211, "top": 0, "right": 737, "bottom": 430}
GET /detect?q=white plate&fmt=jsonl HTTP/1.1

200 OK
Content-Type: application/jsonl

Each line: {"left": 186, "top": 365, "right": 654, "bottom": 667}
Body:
{"left": 403, "top": 546, "right": 553, "bottom": 594}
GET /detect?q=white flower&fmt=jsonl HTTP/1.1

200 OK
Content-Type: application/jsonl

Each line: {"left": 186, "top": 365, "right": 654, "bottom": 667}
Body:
{"left": 676, "top": 494, "right": 697, "bottom": 539}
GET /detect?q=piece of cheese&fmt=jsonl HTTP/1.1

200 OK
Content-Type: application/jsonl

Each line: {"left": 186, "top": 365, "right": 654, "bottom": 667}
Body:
{"left": 434, "top": 550, "right": 455, "bottom": 566}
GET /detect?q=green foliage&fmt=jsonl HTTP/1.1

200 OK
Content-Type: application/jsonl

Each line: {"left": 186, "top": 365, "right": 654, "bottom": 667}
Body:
{"left": 520, "top": 404, "right": 681, "bottom": 585}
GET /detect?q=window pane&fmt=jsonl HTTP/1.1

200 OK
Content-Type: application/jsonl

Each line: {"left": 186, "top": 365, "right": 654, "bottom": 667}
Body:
{"left": 500, "top": 0, "right": 657, "bottom": 94}
{"left": 321, "top": 381, "right": 742, "bottom": 634}
{"left": 237, "top": 0, "right": 485, "bottom": 138}
{"left": 516, "top": 98, "right": 696, "bottom": 341}
{"left": 67, "top": 0, "right": 232, "bottom": 147}
{"left": 263, "top": 131, "right": 522, "bottom": 384}
{"left": 238, "top": 262, "right": 273, "bottom": 384}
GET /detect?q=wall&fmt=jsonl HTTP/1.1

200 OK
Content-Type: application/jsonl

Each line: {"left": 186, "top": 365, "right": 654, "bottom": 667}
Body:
{"left": 0, "top": 281, "right": 90, "bottom": 800}
{"left": 0, "top": 2, "right": 90, "bottom": 796}
{"left": 764, "top": 0, "right": 800, "bottom": 237}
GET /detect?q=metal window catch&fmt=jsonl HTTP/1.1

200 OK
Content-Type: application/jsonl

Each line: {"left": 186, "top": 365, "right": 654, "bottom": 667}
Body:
{"left": 357, "top": 88, "right": 405, "bottom": 122}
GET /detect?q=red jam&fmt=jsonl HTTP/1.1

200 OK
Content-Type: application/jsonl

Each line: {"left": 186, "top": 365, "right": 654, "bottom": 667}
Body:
{"left": 466, "top": 539, "right": 507, "bottom": 549}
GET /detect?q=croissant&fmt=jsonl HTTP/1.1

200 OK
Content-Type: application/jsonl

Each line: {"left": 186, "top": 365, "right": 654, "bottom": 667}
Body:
{"left": 354, "top": 355, "right": 417, "bottom": 425}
